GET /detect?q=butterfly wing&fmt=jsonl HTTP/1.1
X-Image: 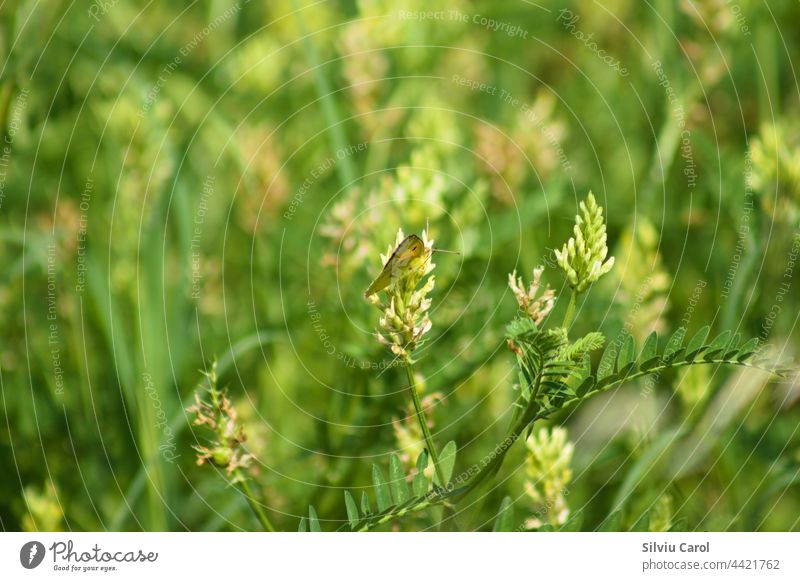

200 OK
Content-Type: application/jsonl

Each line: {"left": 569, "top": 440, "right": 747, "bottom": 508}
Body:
{"left": 364, "top": 263, "right": 393, "bottom": 297}
{"left": 364, "top": 235, "right": 424, "bottom": 297}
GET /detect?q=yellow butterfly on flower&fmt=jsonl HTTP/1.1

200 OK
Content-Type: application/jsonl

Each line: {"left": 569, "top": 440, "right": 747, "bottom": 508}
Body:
{"left": 364, "top": 234, "right": 427, "bottom": 298}
{"left": 364, "top": 231, "right": 457, "bottom": 298}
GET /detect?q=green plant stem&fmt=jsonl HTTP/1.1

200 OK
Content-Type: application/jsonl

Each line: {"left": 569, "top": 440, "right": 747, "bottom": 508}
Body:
{"left": 455, "top": 368, "right": 545, "bottom": 508}
{"left": 562, "top": 290, "right": 578, "bottom": 328}
{"left": 405, "top": 361, "right": 447, "bottom": 487}
{"left": 238, "top": 476, "right": 276, "bottom": 532}
{"left": 456, "top": 349, "right": 547, "bottom": 504}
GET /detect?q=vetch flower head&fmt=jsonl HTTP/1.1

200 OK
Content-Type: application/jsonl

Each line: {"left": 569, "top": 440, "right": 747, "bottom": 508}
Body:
{"left": 555, "top": 192, "right": 615, "bottom": 293}
{"left": 367, "top": 228, "right": 435, "bottom": 360}
{"left": 524, "top": 426, "right": 574, "bottom": 530}
{"left": 187, "top": 362, "right": 254, "bottom": 482}
{"left": 508, "top": 266, "right": 556, "bottom": 325}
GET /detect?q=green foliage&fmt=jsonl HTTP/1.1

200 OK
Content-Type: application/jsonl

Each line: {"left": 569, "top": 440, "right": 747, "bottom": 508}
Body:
{"left": 328, "top": 449, "right": 440, "bottom": 532}
{"left": 561, "top": 332, "right": 606, "bottom": 361}
{"left": 536, "top": 328, "right": 785, "bottom": 419}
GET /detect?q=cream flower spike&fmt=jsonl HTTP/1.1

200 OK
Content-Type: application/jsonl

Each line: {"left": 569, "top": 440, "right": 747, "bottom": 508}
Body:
{"left": 555, "top": 192, "right": 615, "bottom": 293}
{"left": 368, "top": 227, "right": 436, "bottom": 360}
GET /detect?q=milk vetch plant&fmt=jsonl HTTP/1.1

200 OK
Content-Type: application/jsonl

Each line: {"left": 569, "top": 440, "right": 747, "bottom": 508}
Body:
{"left": 366, "top": 227, "right": 447, "bottom": 487}
{"left": 187, "top": 194, "right": 790, "bottom": 532}
{"left": 187, "top": 362, "right": 276, "bottom": 532}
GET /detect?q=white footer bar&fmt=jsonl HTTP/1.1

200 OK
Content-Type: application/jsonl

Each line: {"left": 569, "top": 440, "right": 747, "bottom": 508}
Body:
{"left": 1, "top": 532, "right": 798, "bottom": 580}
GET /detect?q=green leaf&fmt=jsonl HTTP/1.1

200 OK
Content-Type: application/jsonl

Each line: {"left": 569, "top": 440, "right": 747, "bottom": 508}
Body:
{"left": 703, "top": 330, "right": 731, "bottom": 360}
{"left": 413, "top": 451, "right": 429, "bottom": 497}
{"left": 576, "top": 375, "right": 595, "bottom": 398}
{"left": 639, "top": 331, "right": 659, "bottom": 369}
{"left": 599, "top": 510, "right": 623, "bottom": 531}
{"left": 684, "top": 325, "right": 710, "bottom": 361}
{"left": 560, "top": 508, "right": 583, "bottom": 531}
{"left": 563, "top": 331, "right": 605, "bottom": 360}
{"left": 663, "top": 327, "right": 686, "bottom": 360}
{"left": 433, "top": 441, "right": 458, "bottom": 487}
{"left": 372, "top": 464, "right": 393, "bottom": 512}
{"left": 568, "top": 354, "right": 592, "bottom": 395}
{"left": 493, "top": 496, "right": 514, "bottom": 532}
{"left": 736, "top": 337, "right": 761, "bottom": 361}
{"left": 308, "top": 506, "right": 321, "bottom": 532}
{"left": 298, "top": 517, "right": 307, "bottom": 532}
{"left": 389, "top": 454, "right": 411, "bottom": 503}
{"left": 360, "top": 491, "right": 372, "bottom": 516}
{"left": 597, "top": 342, "right": 617, "bottom": 380}
{"left": 506, "top": 317, "right": 538, "bottom": 341}
{"left": 725, "top": 332, "right": 741, "bottom": 357}
{"left": 344, "top": 491, "right": 359, "bottom": 530}
{"left": 518, "top": 370, "right": 531, "bottom": 401}
{"left": 617, "top": 333, "right": 636, "bottom": 374}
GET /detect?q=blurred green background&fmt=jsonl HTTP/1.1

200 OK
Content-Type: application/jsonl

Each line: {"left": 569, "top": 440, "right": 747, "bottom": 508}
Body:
{"left": 1, "top": 0, "right": 799, "bottom": 531}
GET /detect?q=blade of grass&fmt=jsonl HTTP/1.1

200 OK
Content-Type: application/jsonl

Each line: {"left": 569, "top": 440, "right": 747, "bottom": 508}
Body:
{"left": 290, "top": 0, "right": 357, "bottom": 188}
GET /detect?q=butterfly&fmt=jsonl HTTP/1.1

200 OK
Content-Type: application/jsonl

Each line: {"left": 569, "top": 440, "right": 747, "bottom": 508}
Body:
{"left": 364, "top": 233, "right": 459, "bottom": 298}
{"left": 364, "top": 234, "right": 427, "bottom": 298}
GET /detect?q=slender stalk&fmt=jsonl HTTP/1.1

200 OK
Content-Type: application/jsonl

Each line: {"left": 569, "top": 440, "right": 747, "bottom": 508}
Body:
{"left": 404, "top": 361, "right": 447, "bottom": 487}
{"left": 562, "top": 290, "right": 578, "bottom": 328}
{"left": 454, "top": 400, "right": 538, "bottom": 503}
{"left": 238, "top": 476, "right": 277, "bottom": 532}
